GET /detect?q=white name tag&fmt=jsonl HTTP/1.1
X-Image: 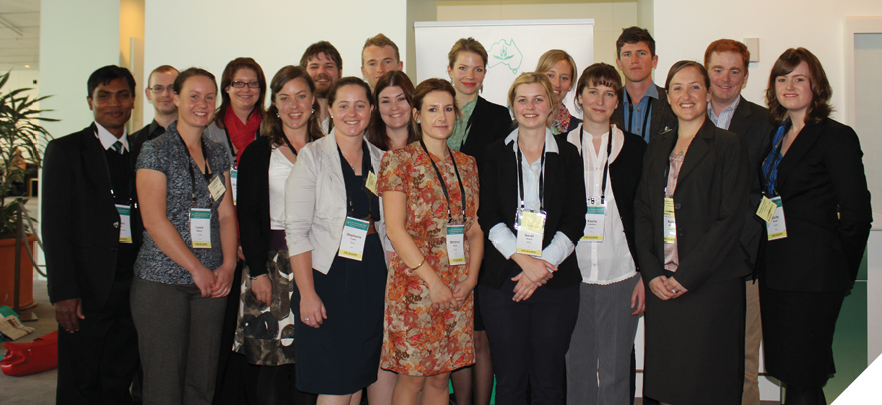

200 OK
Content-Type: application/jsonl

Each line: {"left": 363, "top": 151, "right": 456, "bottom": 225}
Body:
{"left": 767, "top": 196, "right": 787, "bottom": 240}
{"left": 338, "top": 217, "right": 369, "bottom": 261}
{"left": 663, "top": 197, "right": 676, "bottom": 244}
{"left": 230, "top": 169, "right": 238, "bottom": 206}
{"left": 190, "top": 208, "right": 212, "bottom": 248}
{"left": 581, "top": 199, "right": 606, "bottom": 242}
{"left": 516, "top": 210, "right": 545, "bottom": 256}
{"left": 447, "top": 224, "right": 466, "bottom": 265}
{"left": 208, "top": 174, "right": 226, "bottom": 202}
{"left": 115, "top": 204, "right": 132, "bottom": 244}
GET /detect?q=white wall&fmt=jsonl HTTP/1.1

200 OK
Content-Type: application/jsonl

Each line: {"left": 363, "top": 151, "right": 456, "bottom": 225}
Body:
{"left": 653, "top": 0, "right": 882, "bottom": 123}
{"left": 142, "top": 0, "right": 408, "bottom": 121}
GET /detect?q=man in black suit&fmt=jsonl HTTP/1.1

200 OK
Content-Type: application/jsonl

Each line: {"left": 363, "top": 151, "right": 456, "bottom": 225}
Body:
{"left": 611, "top": 27, "right": 677, "bottom": 144}
{"left": 704, "top": 39, "right": 774, "bottom": 405}
{"left": 130, "top": 65, "right": 178, "bottom": 158}
{"left": 43, "top": 65, "right": 140, "bottom": 404}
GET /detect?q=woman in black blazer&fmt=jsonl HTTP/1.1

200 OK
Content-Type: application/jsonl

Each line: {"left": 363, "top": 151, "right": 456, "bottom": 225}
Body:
{"left": 478, "top": 72, "right": 585, "bottom": 405}
{"left": 634, "top": 61, "right": 749, "bottom": 405}
{"left": 233, "top": 65, "right": 322, "bottom": 405}
{"left": 759, "top": 48, "right": 871, "bottom": 405}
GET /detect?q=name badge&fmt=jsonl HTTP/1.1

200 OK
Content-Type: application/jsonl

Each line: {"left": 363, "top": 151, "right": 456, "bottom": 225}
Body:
{"left": 581, "top": 198, "right": 606, "bottom": 242}
{"left": 338, "top": 217, "right": 369, "bottom": 261}
{"left": 115, "top": 204, "right": 132, "bottom": 244}
{"left": 447, "top": 224, "right": 466, "bottom": 265}
{"left": 766, "top": 196, "right": 787, "bottom": 240}
{"left": 516, "top": 210, "right": 546, "bottom": 256}
{"left": 230, "top": 169, "right": 238, "bottom": 206}
{"left": 756, "top": 195, "right": 776, "bottom": 223}
{"left": 208, "top": 174, "right": 226, "bottom": 202}
{"left": 190, "top": 208, "right": 212, "bottom": 248}
{"left": 663, "top": 197, "right": 676, "bottom": 244}
{"left": 365, "top": 171, "right": 378, "bottom": 196}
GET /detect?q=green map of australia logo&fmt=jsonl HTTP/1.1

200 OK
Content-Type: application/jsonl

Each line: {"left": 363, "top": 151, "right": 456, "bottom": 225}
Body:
{"left": 488, "top": 39, "right": 523, "bottom": 74}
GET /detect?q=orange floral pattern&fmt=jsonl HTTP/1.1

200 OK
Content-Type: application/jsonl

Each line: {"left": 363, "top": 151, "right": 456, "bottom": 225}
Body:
{"left": 378, "top": 142, "right": 480, "bottom": 376}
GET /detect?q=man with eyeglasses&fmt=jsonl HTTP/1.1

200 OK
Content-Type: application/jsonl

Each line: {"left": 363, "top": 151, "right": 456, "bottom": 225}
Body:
{"left": 131, "top": 65, "right": 179, "bottom": 159}
{"left": 300, "top": 41, "right": 342, "bottom": 133}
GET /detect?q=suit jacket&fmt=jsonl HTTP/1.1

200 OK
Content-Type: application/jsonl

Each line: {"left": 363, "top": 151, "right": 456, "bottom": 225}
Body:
{"left": 611, "top": 85, "right": 677, "bottom": 142}
{"left": 478, "top": 132, "right": 586, "bottom": 290}
{"left": 760, "top": 118, "right": 872, "bottom": 292}
{"left": 634, "top": 119, "right": 750, "bottom": 291}
{"left": 237, "top": 136, "right": 275, "bottom": 276}
{"left": 459, "top": 96, "right": 512, "bottom": 167}
{"left": 129, "top": 119, "right": 166, "bottom": 162}
{"left": 42, "top": 124, "right": 142, "bottom": 310}
{"left": 720, "top": 97, "right": 774, "bottom": 269}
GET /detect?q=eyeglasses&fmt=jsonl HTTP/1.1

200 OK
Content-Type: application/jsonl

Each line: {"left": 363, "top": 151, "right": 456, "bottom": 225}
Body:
{"left": 150, "top": 85, "right": 174, "bottom": 94}
{"left": 231, "top": 80, "right": 260, "bottom": 88}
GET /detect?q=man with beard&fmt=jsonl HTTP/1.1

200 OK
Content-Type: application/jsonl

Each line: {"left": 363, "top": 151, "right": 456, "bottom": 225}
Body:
{"left": 300, "top": 41, "right": 342, "bottom": 133}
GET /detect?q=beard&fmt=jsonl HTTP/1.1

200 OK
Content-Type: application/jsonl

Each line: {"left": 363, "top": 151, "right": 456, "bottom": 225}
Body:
{"left": 314, "top": 74, "right": 333, "bottom": 98}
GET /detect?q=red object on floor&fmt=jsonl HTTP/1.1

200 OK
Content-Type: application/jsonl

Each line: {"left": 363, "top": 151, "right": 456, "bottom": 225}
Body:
{"left": 1, "top": 331, "right": 58, "bottom": 376}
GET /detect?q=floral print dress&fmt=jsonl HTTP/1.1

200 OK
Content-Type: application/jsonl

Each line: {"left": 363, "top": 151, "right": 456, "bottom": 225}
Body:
{"left": 378, "top": 142, "right": 480, "bottom": 376}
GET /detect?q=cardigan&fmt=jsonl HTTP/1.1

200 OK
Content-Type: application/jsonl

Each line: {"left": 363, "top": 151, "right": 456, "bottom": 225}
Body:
{"left": 458, "top": 96, "right": 512, "bottom": 167}
{"left": 236, "top": 136, "right": 279, "bottom": 277}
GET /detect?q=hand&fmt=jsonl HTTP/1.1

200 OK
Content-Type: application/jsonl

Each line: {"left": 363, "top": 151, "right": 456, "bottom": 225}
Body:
{"left": 631, "top": 276, "right": 646, "bottom": 315}
{"left": 299, "top": 293, "right": 327, "bottom": 328}
{"left": 191, "top": 266, "right": 218, "bottom": 297}
{"left": 428, "top": 278, "right": 458, "bottom": 311}
{"left": 55, "top": 298, "right": 84, "bottom": 333}
{"left": 648, "top": 276, "right": 674, "bottom": 301}
{"left": 211, "top": 264, "right": 235, "bottom": 298}
{"left": 452, "top": 278, "right": 477, "bottom": 307}
{"left": 237, "top": 246, "right": 245, "bottom": 261}
{"left": 251, "top": 274, "right": 272, "bottom": 306}
{"left": 511, "top": 272, "right": 539, "bottom": 302}
{"left": 663, "top": 277, "right": 688, "bottom": 299}
{"left": 511, "top": 253, "right": 555, "bottom": 285}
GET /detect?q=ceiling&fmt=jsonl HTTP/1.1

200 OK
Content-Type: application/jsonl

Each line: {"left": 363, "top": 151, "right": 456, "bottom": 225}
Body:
{"left": 0, "top": 0, "right": 39, "bottom": 71}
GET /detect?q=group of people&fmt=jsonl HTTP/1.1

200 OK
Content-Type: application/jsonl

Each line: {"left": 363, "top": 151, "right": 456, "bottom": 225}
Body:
{"left": 42, "top": 26, "right": 871, "bottom": 405}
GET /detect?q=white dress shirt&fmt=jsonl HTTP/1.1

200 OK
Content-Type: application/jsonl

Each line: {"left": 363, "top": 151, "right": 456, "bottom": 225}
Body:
{"left": 488, "top": 128, "right": 575, "bottom": 267}
{"left": 707, "top": 96, "right": 740, "bottom": 130}
{"left": 94, "top": 122, "right": 129, "bottom": 151}
{"left": 566, "top": 124, "right": 637, "bottom": 284}
{"left": 269, "top": 146, "right": 294, "bottom": 230}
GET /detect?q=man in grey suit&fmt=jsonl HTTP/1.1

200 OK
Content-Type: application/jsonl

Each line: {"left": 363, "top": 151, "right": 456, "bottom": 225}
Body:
{"left": 704, "top": 39, "right": 773, "bottom": 405}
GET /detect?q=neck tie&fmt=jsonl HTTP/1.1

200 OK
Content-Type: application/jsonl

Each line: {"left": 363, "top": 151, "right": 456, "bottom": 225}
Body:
{"left": 111, "top": 141, "right": 124, "bottom": 155}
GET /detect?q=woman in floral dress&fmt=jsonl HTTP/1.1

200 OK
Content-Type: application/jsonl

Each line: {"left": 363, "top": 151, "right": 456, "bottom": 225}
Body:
{"left": 378, "top": 78, "right": 484, "bottom": 405}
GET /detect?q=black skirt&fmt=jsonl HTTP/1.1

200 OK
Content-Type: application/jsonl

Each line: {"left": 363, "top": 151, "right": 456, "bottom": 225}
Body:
{"left": 643, "top": 277, "right": 744, "bottom": 405}
{"left": 759, "top": 280, "right": 845, "bottom": 388}
{"left": 293, "top": 234, "right": 387, "bottom": 395}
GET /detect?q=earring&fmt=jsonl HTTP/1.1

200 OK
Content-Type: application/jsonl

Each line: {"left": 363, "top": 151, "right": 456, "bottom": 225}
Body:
{"left": 311, "top": 109, "right": 315, "bottom": 114}
{"left": 416, "top": 119, "right": 420, "bottom": 124}
{"left": 276, "top": 112, "right": 280, "bottom": 117}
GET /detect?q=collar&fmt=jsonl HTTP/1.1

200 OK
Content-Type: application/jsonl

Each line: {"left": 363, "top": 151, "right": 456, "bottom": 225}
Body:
{"left": 504, "top": 127, "right": 559, "bottom": 154}
{"left": 707, "top": 96, "right": 741, "bottom": 118}
{"left": 623, "top": 82, "right": 659, "bottom": 106}
{"left": 94, "top": 122, "right": 129, "bottom": 151}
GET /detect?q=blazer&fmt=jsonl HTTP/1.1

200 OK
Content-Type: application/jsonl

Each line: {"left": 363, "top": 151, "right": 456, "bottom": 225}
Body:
{"left": 42, "top": 124, "right": 142, "bottom": 309}
{"left": 236, "top": 136, "right": 276, "bottom": 276}
{"left": 760, "top": 118, "right": 872, "bottom": 292}
{"left": 285, "top": 131, "right": 387, "bottom": 274}
{"left": 459, "top": 96, "right": 512, "bottom": 166}
{"left": 561, "top": 125, "right": 647, "bottom": 269}
{"left": 722, "top": 97, "right": 774, "bottom": 269}
{"left": 478, "top": 131, "right": 586, "bottom": 290}
{"left": 634, "top": 119, "right": 750, "bottom": 291}
{"left": 611, "top": 85, "right": 677, "bottom": 142}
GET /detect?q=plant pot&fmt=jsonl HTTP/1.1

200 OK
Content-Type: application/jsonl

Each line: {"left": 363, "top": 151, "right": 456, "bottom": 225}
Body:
{"left": 0, "top": 235, "right": 36, "bottom": 309}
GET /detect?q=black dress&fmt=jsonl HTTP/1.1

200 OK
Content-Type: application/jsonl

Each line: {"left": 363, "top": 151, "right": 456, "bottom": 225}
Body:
{"left": 293, "top": 145, "right": 387, "bottom": 395}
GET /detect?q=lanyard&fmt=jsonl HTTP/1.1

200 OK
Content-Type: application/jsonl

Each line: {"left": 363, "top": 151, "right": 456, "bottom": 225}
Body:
{"left": 762, "top": 120, "right": 790, "bottom": 197}
{"left": 625, "top": 91, "right": 652, "bottom": 140}
{"left": 223, "top": 127, "right": 260, "bottom": 168}
{"left": 281, "top": 133, "right": 299, "bottom": 156}
{"left": 177, "top": 133, "right": 211, "bottom": 207}
{"left": 337, "top": 142, "right": 374, "bottom": 218}
{"left": 96, "top": 132, "right": 134, "bottom": 204}
{"left": 419, "top": 139, "right": 466, "bottom": 223}
{"left": 579, "top": 124, "right": 614, "bottom": 204}
{"left": 516, "top": 142, "right": 546, "bottom": 212}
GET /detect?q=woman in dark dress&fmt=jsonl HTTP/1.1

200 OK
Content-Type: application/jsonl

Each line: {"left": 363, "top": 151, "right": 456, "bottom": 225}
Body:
{"left": 634, "top": 61, "right": 749, "bottom": 405}
{"left": 285, "top": 77, "right": 387, "bottom": 404}
{"left": 759, "top": 48, "right": 872, "bottom": 405}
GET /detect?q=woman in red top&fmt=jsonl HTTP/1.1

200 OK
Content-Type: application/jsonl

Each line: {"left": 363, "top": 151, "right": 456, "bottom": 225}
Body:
{"left": 211, "top": 57, "right": 268, "bottom": 166}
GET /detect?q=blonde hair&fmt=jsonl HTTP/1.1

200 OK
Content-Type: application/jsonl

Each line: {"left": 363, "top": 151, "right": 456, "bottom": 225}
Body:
{"left": 507, "top": 72, "right": 558, "bottom": 128}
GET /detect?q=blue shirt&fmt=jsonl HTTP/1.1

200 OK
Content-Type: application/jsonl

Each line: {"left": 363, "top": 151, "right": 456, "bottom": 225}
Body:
{"left": 622, "top": 83, "right": 659, "bottom": 143}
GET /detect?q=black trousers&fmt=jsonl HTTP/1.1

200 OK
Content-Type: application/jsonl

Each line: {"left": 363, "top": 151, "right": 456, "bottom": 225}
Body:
{"left": 479, "top": 267, "right": 580, "bottom": 405}
{"left": 57, "top": 274, "right": 140, "bottom": 405}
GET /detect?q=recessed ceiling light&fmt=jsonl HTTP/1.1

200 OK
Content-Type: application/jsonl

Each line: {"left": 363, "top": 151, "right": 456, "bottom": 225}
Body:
{"left": 23, "top": 64, "right": 30, "bottom": 68}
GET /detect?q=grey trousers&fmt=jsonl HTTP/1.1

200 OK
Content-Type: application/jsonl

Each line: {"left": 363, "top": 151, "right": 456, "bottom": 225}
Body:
{"left": 131, "top": 277, "right": 227, "bottom": 405}
{"left": 565, "top": 274, "right": 641, "bottom": 405}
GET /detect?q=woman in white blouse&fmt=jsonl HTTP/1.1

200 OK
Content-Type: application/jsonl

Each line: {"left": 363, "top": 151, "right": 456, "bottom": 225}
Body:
{"left": 563, "top": 63, "right": 646, "bottom": 405}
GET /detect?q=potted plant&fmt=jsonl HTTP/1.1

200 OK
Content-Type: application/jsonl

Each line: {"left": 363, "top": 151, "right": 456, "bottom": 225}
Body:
{"left": 0, "top": 71, "right": 56, "bottom": 310}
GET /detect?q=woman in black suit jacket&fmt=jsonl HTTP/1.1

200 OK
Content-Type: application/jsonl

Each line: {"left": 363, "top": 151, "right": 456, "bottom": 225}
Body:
{"left": 759, "top": 48, "right": 871, "bottom": 405}
{"left": 634, "top": 61, "right": 749, "bottom": 405}
{"left": 478, "top": 72, "right": 585, "bottom": 405}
